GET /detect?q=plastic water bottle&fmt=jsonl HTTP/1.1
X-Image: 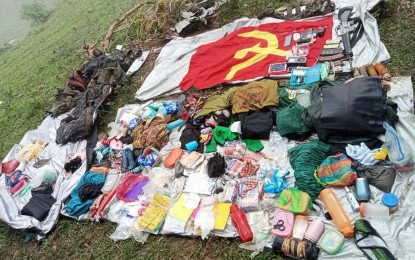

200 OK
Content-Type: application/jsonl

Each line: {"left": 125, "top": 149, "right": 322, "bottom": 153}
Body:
{"left": 319, "top": 188, "right": 354, "bottom": 238}
{"left": 230, "top": 204, "right": 253, "bottom": 243}
{"left": 360, "top": 203, "right": 389, "bottom": 220}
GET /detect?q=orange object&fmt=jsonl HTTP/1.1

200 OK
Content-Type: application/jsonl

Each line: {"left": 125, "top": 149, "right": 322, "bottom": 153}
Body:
{"left": 374, "top": 63, "right": 391, "bottom": 80}
{"left": 90, "top": 166, "right": 109, "bottom": 174}
{"left": 97, "top": 189, "right": 117, "bottom": 219}
{"left": 164, "top": 148, "right": 184, "bottom": 169}
{"left": 319, "top": 188, "right": 354, "bottom": 238}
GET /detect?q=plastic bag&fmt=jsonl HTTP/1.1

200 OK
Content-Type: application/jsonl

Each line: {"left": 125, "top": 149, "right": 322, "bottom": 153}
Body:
{"left": 207, "top": 153, "right": 226, "bottom": 178}
{"left": 109, "top": 215, "right": 136, "bottom": 241}
{"left": 18, "top": 140, "right": 47, "bottom": 161}
{"left": 383, "top": 122, "right": 413, "bottom": 172}
{"left": 263, "top": 169, "right": 289, "bottom": 194}
{"left": 115, "top": 173, "right": 149, "bottom": 202}
{"left": 108, "top": 122, "right": 125, "bottom": 137}
{"left": 239, "top": 211, "right": 272, "bottom": 257}
{"left": 142, "top": 168, "right": 173, "bottom": 195}
{"left": 194, "top": 196, "right": 216, "bottom": 239}
{"left": 131, "top": 228, "right": 150, "bottom": 244}
{"left": 161, "top": 100, "right": 179, "bottom": 115}
{"left": 31, "top": 165, "right": 58, "bottom": 188}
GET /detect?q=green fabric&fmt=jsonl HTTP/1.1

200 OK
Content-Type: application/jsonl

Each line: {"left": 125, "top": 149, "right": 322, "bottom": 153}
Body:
{"left": 277, "top": 102, "right": 311, "bottom": 136}
{"left": 205, "top": 126, "right": 263, "bottom": 153}
{"left": 240, "top": 138, "right": 264, "bottom": 152}
{"left": 278, "top": 84, "right": 315, "bottom": 107}
{"left": 288, "top": 140, "right": 331, "bottom": 201}
{"left": 196, "top": 87, "right": 238, "bottom": 118}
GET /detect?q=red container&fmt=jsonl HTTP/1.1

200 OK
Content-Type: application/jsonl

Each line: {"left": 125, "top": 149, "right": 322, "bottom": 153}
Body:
{"left": 230, "top": 204, "right": 253, "bottom": 243}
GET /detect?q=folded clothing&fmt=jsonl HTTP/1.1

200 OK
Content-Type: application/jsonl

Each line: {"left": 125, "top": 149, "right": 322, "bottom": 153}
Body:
{"left": 232, "top": 79, "right": 279, "bottom": 114}
{"left": 21, "top": 184, "right": 55, "bottom": 221}
{"left": 277, "top": 102, "right": 311, "bottom": 141}
{"left": 78, "top": 183, "right": 104, "bottom": 202}
{"left": 205, "top": 126, "right": 263, "bottom": 153}
{"left": 66, "top": 171, "right": 106, "bottom": 217}
{"left": 278, "top": 83, "right": 314, "bottom": 107}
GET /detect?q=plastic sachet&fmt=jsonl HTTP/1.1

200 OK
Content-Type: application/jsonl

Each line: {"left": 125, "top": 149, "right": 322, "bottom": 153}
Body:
{"left": 194, "top": 196, "right": 216, "bottom": 239}
{"left": 224, "top": 141, "right": 247, "bottom": 159}
{"left": 220, "top": 180, "right": 237, "bottom": 203}
{"left": 237, "top": 179, "right": 263, "bottom": 212}
{"left": 135, "top": 193, "right": 171, "bottom": 234}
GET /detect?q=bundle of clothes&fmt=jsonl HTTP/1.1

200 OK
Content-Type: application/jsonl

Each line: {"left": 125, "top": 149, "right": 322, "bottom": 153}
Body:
{"left": 49, "top": 49, "right": 142, "bottom": 145}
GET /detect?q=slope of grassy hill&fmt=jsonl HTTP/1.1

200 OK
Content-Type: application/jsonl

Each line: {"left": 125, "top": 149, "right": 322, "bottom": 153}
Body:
{"left": 0, "top": 0, "right": 138, "bottom": 158}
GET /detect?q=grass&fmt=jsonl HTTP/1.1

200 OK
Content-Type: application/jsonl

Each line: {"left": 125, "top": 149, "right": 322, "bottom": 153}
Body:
{"left": 0, "top": 0, "right": 139, "bottom": 158}
{"left": 0, "top": 0, "right": 414, "bottom": 259}
{"left": 0, "top": 0, "right": 62, "bottom": 44}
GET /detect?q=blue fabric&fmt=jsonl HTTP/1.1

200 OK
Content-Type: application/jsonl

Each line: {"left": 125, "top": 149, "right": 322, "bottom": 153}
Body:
{"left": 66, "top": 172, "right": 106, "bottom": 217}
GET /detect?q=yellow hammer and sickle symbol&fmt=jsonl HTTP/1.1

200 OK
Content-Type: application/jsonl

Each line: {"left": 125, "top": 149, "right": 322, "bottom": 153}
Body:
{"left": 225, "top": 30, "right": 288, "bottom": 80}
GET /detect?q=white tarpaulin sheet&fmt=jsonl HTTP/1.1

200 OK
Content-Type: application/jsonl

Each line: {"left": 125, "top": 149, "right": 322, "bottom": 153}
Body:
{"left": 0, "top": 114, "right": 87, "bottom": 239}
{"left": 135, "top": 0, "right": 389, "bottom": 101}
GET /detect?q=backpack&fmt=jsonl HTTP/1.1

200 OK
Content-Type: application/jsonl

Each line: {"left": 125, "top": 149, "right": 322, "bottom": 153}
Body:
{"left": 132, "top": 117, "right": 169, "bottom": 150}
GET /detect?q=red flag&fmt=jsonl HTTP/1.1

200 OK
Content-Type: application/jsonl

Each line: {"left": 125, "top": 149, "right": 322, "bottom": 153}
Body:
{"left": 180, "top": 16, "right": 333, "bottom": 91}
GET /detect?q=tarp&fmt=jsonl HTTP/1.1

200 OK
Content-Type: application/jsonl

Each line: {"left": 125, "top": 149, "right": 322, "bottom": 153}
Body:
{"left": 135, "top": 0, "right": 390, "bottom": 101}
{"left": 316, "top": 76, "right": 415, "bottom": 259}
{"left": 0, "top": 114, "right": 87, "bottom": 239}
{"left": 180, "top": 16, "right": 333, "bottom": 91}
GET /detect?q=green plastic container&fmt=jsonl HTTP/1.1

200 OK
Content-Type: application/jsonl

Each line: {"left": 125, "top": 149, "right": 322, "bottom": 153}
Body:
{"left": 318, "top": 228, "right": 345, "bottom": 255}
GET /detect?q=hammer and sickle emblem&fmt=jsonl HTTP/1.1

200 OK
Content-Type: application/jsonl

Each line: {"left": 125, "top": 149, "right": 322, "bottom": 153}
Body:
{"left": 225, "top": 30, "right": 288, "bottom": 80}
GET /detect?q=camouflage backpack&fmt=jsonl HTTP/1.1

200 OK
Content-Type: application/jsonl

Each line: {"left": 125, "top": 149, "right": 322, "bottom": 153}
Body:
{"left": 132, "top": 117, "right": 169, "bottom": 150}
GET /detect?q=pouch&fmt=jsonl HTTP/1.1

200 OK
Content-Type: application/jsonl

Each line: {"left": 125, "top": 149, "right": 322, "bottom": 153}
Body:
{"left": 278, "top": 188, "right": 311, "bottom": 215}
{"left": 272, "top": 209, "right": 294, "bottom": 238}
{"left": 164, "top": 148, "right": 184, "bottom": 169}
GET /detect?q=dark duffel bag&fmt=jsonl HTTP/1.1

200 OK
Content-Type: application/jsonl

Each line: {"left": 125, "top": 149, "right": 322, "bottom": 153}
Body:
{"left": 240, "top": 109, "right": 274, "bottom": 140}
